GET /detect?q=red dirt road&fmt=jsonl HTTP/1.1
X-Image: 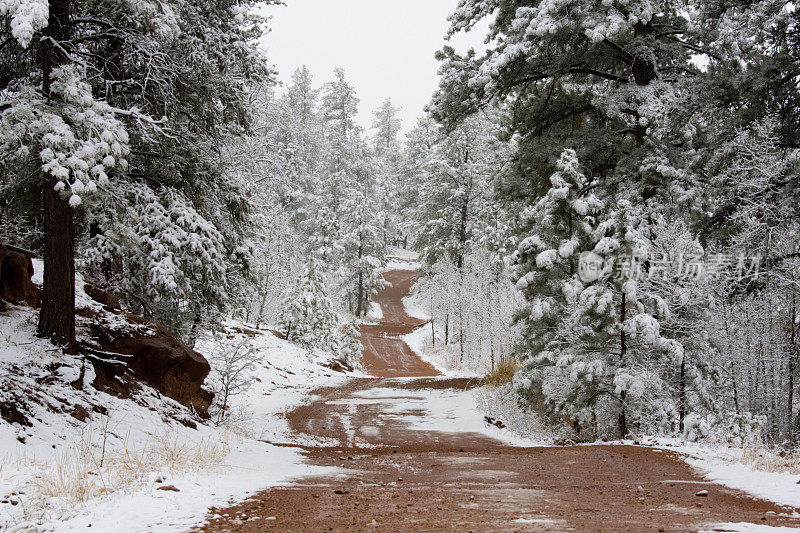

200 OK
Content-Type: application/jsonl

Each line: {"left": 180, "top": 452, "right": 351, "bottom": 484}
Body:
{"left": 195, "top": 269, "right": 800, "bottom": 533}
{"left": 359, "top": 270, "right": 439, "bottom": 378}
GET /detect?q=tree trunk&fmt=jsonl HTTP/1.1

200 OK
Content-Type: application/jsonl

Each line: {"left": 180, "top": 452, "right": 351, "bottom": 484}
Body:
{"left": 355, "top": 229, "right": 365, "bottom": 317}
{"left": 38, "top": 176, "right": 76, "bottom": 352}
{"left": 678, "top": 349, "right": 687, "bottom": 433}
{"left": 788, "top": 293, "right": 797, "bottom": 443}
{"left": 457, "top": 198, "right": 468, "bottom": 270}
{"left": 618, "top": 291, "right": 628, "bottom": 438}
{"left": 356, "top": 268, "right": 364, "bottom": 317}
{"left": 37, "top": 0, "right": 75, "bottom": 352}
{"left": 187, "top": 310, "right": 202, "bottom": 349}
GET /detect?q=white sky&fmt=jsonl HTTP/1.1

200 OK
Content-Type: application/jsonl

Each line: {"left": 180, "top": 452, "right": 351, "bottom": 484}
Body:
{"left": 257, "top": 0, "right": 489, "bottom": 136}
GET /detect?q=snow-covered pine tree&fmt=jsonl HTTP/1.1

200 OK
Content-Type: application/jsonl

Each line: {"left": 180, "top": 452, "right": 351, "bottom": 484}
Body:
{"left": 510, "top": 148, "right": 603, "bottom": 430}
{"left": 0, "top": 1, "right": 132, "bottom": 348}
{"left": 560, "top": 198, "right": 681, "bottom": 438}
{"left": 336, "top": 319, "right": 364, "bottom": 370}
{"left": 279, "top": 255, "right": 339, "bottom": 351}
{"left": 371, "top": 98, "right": 403, "bottom": 246}
{"left": 412, "top": 113, "right": 506, "bottom": 269}
{"left": 643, "top": 220, "right": 717, "bottom": 434}
{"left": 1, "top": 0, "right": 279, "bottom": 346}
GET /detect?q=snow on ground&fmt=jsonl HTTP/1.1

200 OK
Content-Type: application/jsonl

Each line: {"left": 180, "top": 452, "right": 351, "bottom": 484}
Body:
{"left": 0, "top": 262, "right": 351, "bottom": 531}
{"left": 400, "top": 283, "right": 429, "bottom": 322}
{"left": 667, "top": 442, "right": 800, "bottom": 510}
{"left": 384, "top": 246, "right": 421, "bottom": 271}
{"left": 366, "top": 301, "right": 383, "bottom": 321}
{"left": 402, "top": 324, "right": 480, "bottom": 378}
{"left": 701, "top": 524, "right": 800, "bottom": 532}
{"left": 347, "top": 381, "right": 549, "bottom": 447}
{"left": 48, "top": 322, "right": 350, "bottom": 532}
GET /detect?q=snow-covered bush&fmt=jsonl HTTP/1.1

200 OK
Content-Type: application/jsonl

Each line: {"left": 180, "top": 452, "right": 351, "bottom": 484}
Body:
{"left": 683, "top": 413, "right": 710, "bottom": 442}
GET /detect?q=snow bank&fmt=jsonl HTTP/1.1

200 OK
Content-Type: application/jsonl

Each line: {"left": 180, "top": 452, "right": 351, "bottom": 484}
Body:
{"left": 351, "top": 381, "right": 549, "bottom": 447}
{"left": 633, "top": 438, "right": 800, "bottom": 511}
{"left": 367, "top": 301, "right": 383, "bottom": 321}
{"left": 679, "top": 445, "right": 800, "bottom": 509}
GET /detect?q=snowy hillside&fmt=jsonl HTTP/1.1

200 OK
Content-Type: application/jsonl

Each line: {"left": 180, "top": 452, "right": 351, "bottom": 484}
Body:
{"left": 0, "top": 293, "right": 351, "bottom": 531}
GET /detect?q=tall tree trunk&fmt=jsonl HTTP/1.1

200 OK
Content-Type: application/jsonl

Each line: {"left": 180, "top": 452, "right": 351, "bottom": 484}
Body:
{"left": 355, "top": 232, "right": 365, "bottom": 317}
{"left": 187, "top": 310, "right": 202, "bottom": 350}
{"left": 618, "top": 292, "right": 628, "bottom": 439}
{"left": 39, "top": 176, "right": 76, "bottom": 351}
{"left": 788, "top": 292, "right": 797, "bottom": 443}
{"left": 356, "top": 269, "right": 364, "bottom": 317}
{"left": 678, "top": 349, "right": 686, "bottom": 433}
{"left": 37, "top": 0, "right": 75, "bottom": 352}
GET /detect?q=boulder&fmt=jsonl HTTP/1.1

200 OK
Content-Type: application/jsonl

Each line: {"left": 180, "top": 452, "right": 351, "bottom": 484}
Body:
{"left": 83, "top": 283, "right": 121, "bottom": 311}
{"left": 87, "top": 313, "right": 213, "bottom": 416}
{"left": 0, "top": 245, "right": 40, "bottom": 308}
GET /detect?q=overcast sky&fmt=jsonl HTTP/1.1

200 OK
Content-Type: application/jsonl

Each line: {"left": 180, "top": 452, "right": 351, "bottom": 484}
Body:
{"left": 257, "top": 1, "right": 488, "bottom": 136}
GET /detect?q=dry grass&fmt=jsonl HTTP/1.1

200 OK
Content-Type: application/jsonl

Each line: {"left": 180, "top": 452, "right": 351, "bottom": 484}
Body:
{"left": 29, "top": 430, "right": 231, "bottom": 502}
{"left": 739, "top": 443, "right": 800, "bottom": 474}
{"left": 484, "top": 356, "right": 519, "bottom": 387}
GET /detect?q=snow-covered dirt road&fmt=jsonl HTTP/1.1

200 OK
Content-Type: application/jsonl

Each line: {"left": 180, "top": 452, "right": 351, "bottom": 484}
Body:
{"left": 195, "top": 270, "right": 800, "bottom": 532}
{"left": 359, "top": 269, "right": 439, "bottom": 378}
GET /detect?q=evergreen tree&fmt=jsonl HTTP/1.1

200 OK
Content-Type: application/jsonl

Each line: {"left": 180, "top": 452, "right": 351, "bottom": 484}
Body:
{"left": 279, "top": 255, "right": 339, "bottom": 350}
{"left": 336, "top": 319, "right": 364, "bottom": 370}
{"left": 412, "top": 113, "right": 507, "bottom": 269}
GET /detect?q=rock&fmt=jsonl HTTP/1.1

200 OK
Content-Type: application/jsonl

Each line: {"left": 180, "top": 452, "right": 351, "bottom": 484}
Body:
{"left": 484, "top": 416, "right": 506, "bottom": 429}
{"left": 0, "top": 245, "right": 40, "bottom": 308}
{"left": 637, "top": 485, "right": 644, "bottom": 492}
{"left": 69, "top": 405, "right": 90, "bottom": 422}
{"left": 695, "top": 490, "right": 709, "bottom": 497}
{"left": 88, "top": 314, "right": 213, "bottom": 416}
{"left": 333, "top": 489, "right": 349, "bottom": 495}
{"left": 156, "top": 485, "right": 180, "bottom": 492}
{"left": 83, "top": 283, "right": 121, "bottom": 311}
{"left": 0, "top": 399, "right": 31, "bottom": 427}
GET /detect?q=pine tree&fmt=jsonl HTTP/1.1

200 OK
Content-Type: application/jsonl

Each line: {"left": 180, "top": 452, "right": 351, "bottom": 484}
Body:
{"left": 371, "top": 99, "right": 402, "bottom": 155}
{"left": 279, "top": 255, "right": 339, "bottom": 351}
{"left": 412, "top": 113, "right": 507, "bottom": 269}
{"left": 336, "top": 319, "right": 364, "bottom": 370}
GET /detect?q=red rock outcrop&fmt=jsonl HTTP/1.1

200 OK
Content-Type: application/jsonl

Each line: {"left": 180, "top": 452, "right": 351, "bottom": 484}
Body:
{"left": 0, "top": 245, "right": 40, "bottom": 308}
{"left": 86, "top": 312, "right": 213, "bottom": 417}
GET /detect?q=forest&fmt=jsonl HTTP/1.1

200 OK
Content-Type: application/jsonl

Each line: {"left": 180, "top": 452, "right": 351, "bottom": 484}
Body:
{"left": 1, "top": 0, "right": 800, "bottom": 507}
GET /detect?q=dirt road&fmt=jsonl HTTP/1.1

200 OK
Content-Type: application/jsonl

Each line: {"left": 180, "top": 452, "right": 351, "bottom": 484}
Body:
{"left": 359, "top": 269, "right": 438, "bottom": 378}
{"left": 196, "top": 269, "right": 800, "bottom": 532}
